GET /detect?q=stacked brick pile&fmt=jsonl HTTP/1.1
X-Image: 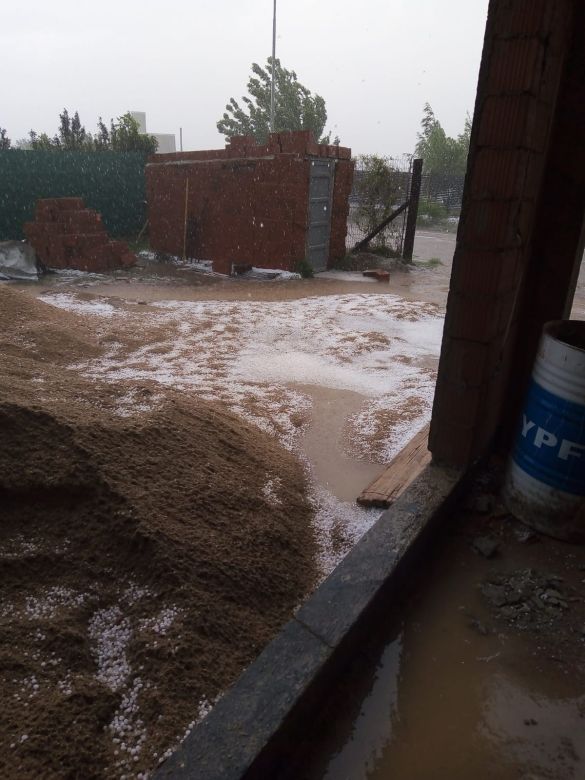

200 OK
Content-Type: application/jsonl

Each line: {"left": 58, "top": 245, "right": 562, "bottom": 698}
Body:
{"left": 24, "top": 198, "right": 136, "bottom": 273}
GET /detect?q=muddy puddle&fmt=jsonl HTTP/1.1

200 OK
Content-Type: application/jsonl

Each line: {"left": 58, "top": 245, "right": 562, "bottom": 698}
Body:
{"left": 296, "top": 513, "right": 585, "bottom": 780}
{"left": 294, "top": 384, "right": 381, "bottom": 503}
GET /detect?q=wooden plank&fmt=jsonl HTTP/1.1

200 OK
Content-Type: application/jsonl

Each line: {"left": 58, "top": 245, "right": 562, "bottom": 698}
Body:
{"left": 357, "top": 424, "right": 431, "bottom": 508}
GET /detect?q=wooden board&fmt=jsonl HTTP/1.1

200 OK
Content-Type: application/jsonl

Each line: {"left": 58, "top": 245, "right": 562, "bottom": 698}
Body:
{"left": 357, "top": 424, "right": 431, "bottom": 508}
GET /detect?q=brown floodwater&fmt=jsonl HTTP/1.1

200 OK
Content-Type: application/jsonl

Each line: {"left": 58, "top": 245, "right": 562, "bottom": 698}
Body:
{"left": 296, "top": 522, "right": 585, "bottom": 780}
{"left": 294, "top": 384, "right": 381, "bottom": 503}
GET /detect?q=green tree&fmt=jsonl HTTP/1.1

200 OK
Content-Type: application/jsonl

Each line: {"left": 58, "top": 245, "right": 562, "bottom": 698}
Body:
{"left": 93, "top": 117, "right": 111, "bottom": 150}
{"left": 0, "top": 128, "right": 11, "bottom": 150}
{"left": 28, "top": 110, "right": 158, "bottom": 153}
{"left": 217, "top": 57, "right": 333, "bottom": 144}
{"left": 57, "top": 108, "right": 88, "bottom": 150}
{"left": 108, "top": 113, "right": 158, "bottom": 154}
{"left": 353, "top": 155, "right": 407, "bottom": 250}
{"left": 28, "top": 131, "right": 57, "bottom": 150}
{"left": 414, "top": 103, "right": 470, "bottom": 175}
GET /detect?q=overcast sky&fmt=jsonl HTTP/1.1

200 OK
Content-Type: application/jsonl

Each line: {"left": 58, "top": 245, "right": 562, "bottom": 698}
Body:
{"left": 2, "top": 0, "right": 489, "bottom": 157}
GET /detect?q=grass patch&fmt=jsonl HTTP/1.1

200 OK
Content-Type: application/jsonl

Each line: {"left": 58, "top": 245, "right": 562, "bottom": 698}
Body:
{"left": 414, "top": 257, "right": 443, "bottom": 268}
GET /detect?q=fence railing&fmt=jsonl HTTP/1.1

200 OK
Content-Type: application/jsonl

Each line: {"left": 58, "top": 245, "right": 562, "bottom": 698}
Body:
{"left": 346, "top": 156, "right": 465, "bottom": 255}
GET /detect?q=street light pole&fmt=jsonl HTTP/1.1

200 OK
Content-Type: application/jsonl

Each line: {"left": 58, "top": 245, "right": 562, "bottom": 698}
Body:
{"left": 270, "top": 0, "right": 276, "bottom": 133}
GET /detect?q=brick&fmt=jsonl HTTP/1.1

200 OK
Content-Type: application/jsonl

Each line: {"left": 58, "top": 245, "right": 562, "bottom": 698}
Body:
{"left": 487, "top": 37, "right": 545, "bottom": 95}
{"left": 278, "top": 131, "right": 316, "bottom": 156}
{"left": 55, "top": 197, "right": 85, "bottom": 211}
{"left": 449, "top": 289, "right": 519, "bottom": 346}
{"left": 492, "top": 0, "right": 553, "bottom": 38}
{"left": 447, "top": 293, "right": 503, "bottom": 343}
{"left": 429, "top": 412, "right": 476, "bottom": 466}
{"left": 471, "top": 148, "right": 531, "bottom": 200}
{"left": 439, "top": 337, "right": 489, "bottom": 389}
{"left": 452, "top": 248, "right": 523, "bottom": 297}
{"left": 35, "top": 202, "right": 59, "bottom": 222}
{"left": 477, "top": 94, "right": 550, "bottom": 151}
{"left": 463, "top": 200, "right": 522, "bottom": 249}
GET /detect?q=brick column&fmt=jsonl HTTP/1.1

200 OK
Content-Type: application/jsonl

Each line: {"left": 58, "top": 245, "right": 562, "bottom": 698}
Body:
{"left": 429, "top": 0, "right": 574, "bottom": 466}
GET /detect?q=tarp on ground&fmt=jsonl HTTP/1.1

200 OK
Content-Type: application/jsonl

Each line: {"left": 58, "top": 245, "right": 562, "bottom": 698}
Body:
{"left": 0, "top": 241, "right": 44, "bottom": 280}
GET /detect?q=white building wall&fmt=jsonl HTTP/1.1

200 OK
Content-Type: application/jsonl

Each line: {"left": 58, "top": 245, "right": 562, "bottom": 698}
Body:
{"left": 154, "top": 134, "right": 176, "bottom": 154}
{"left": 130, "top": 111, "right": 175, "bottom": 153}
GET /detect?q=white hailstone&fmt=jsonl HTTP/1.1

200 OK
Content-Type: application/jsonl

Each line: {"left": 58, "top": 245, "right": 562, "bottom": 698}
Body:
{"left": 88, "top": 607, "right": 132, "bottom": 692}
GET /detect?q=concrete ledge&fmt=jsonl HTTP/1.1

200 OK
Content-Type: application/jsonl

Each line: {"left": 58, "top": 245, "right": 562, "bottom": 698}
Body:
{"left": 155, "top": 462, "right": 465, "bottom": 779}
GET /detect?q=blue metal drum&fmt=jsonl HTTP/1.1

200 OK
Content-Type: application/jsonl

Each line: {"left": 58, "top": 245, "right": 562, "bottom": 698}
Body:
{"left": 504, "top": 320, "right": 585, "bottom": 541}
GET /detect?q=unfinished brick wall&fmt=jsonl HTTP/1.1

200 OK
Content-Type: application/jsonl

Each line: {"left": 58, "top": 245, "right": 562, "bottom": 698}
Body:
{"left": 146, "top": 131, "right": 353, "bottom": 275}
{"left": 24, "top": 198, "right": 136, "bottom": 273}
{"left": 429, "top": 0, "right": 575, "bottom": 466}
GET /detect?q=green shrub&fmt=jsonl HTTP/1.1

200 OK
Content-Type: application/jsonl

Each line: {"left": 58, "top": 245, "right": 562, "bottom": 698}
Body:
{"left": 295, "top": 258, "right": 314, "bottom": 278}
{"left": 416, "top": 200, "right": 449, "bottom": 224}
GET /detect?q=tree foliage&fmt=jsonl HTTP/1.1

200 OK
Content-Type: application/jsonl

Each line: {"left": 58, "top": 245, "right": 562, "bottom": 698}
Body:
{"left": 0, "top": 128, "right": 11, "bottom": 150}
{"left": 414, "top": 103, "right": 471, "bottom": 175}
{"left": 353, "top": 155, "right": 408, "bottom": 247}
{"left": 217, "top": 58, "right": 335, "bottom": 144}
{"left": 28, "top": 110, "right": 158, "bottom": 153}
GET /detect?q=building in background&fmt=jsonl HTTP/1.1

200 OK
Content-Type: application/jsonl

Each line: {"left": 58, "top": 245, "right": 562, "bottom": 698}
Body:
{"left": 130, "top": 111, "right": 176, "bottom": 154}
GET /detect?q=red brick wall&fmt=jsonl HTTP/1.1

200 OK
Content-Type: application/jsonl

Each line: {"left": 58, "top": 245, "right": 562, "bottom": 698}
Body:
{"left": 146, "top": 131, "right": 353, "bottom": 274}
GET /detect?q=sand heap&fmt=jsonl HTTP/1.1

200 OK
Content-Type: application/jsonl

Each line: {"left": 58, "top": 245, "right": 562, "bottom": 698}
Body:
{"left": 0, "top": 287, "right": 316, "bottom": 779}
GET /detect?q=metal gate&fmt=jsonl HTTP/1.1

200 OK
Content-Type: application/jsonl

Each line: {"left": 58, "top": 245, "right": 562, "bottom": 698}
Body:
{"left": 306, "top": 159, "right": 334, "bottom": 272}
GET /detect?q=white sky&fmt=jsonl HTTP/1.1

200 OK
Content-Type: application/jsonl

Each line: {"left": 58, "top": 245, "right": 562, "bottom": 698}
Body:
{"left": 1, "top": 0, "right": 489, "bottom": 157}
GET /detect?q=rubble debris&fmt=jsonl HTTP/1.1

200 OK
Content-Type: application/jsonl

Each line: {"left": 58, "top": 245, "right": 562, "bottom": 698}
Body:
{"left": 465, "top": 492, "right": 496, "bottom": 514}
{"left": 479, "top": 568, "right": 579, "bottom": 630}
{"left": 513, "top": 522, "right": 539, "bottom": 543}
{"left": 471, "top": 535, "right": 499, "bottom": 558}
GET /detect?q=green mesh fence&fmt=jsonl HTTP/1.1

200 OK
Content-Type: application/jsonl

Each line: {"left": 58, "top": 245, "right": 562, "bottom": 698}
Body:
{"left": 0, "top": 150, "right": 147, "bottom": 240}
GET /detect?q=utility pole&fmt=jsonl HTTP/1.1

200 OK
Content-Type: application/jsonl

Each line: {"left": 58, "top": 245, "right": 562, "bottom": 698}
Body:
{"left": 270, "top": 0, "right": 277, "bottom": 133}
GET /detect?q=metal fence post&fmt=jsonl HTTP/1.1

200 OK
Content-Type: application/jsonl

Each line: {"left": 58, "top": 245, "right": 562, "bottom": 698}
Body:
{"left": 402, "top": 157, "right": 423, "bottom": 262}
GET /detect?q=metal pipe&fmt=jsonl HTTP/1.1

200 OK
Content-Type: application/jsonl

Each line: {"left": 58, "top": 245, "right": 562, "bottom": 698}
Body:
{"left": 270, "top": 0, "right": 277, "bottom": 133}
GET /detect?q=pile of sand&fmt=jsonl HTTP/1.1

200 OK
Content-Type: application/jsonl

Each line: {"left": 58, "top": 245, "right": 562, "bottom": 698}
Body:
{"left": 0, "top": 287, "right": 316, "bottom": 778}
